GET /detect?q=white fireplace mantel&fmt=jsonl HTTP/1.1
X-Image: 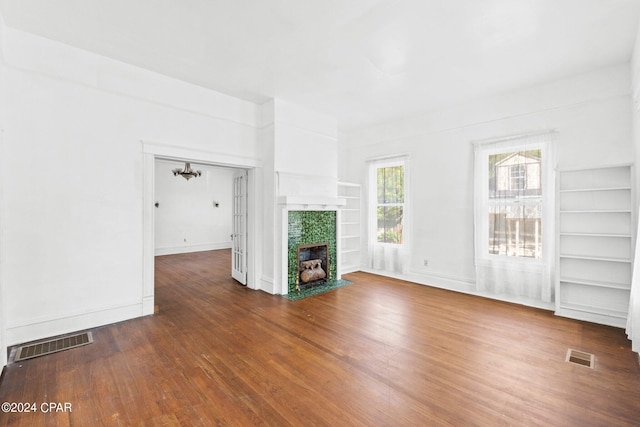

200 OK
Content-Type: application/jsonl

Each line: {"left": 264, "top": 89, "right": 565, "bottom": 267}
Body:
{"left": 277, "top": 196, "right": 346, "bottom": 210}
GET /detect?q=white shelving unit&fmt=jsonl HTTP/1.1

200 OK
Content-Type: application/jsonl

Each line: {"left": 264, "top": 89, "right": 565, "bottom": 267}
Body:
{"left": 337, "top": 182, "right": 361, "bottom": 275}
{"left": 555, "top": 164, "right": 633, "bottom": 328}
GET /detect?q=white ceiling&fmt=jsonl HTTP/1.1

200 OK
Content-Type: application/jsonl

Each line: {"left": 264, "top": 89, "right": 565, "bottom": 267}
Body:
{"left": 1, "top": 0, "right": 639, "bottom": 130}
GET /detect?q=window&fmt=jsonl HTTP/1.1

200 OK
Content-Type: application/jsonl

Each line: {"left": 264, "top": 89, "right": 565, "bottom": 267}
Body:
{"left": 473, "top": 132, "right": 555, "bottom": 301}
{"left": 368, "top": 156, "right": 409, "bottom": 273}
{"left": 368, "top": 157, "right": 407, "bottom": 246}
{"left": 509, "top": 164, "right": 526, "bottom": 190}
{"left": 376, "top": 164, "right": 404, "bottom": 243}
{"left": 488, "top": 149, "right": 542, "bottom": 258}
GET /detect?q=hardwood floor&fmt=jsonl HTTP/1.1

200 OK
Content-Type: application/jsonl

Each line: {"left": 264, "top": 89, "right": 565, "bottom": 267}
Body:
{"left": 1, "top": 249, "right": 639, "bottom": 426}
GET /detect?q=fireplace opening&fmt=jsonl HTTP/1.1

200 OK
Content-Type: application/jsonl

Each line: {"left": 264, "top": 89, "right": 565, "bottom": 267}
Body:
{"left": 297, "top": 242, "right": 329, "bottom": 290}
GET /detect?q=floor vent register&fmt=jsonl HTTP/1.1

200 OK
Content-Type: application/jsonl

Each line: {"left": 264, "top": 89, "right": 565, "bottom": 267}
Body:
{"left": 566, "top": 348, "right": 595, "bottom": 369}
{"left": 13, "top": 332, "right": 93, "bottom": 362}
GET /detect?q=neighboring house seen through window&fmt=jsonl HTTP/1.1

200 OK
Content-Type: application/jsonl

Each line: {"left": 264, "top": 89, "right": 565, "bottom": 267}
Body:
{"left": 488, "top": 149, "right": 543, "bottom": 259}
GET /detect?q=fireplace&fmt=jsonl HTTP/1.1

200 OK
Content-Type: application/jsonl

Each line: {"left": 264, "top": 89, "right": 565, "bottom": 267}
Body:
{"left": 296, "top": 243, "right": 329, "bottom": 290}
{"left": 287, "top": 210, "right": 337, "bottom": 294}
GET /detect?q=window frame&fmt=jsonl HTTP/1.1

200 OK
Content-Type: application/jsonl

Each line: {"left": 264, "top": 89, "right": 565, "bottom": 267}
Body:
{"left": 477, "top": 141, "right": 547, "bottom": 264}
{"left": 368, "top": 157, "right": 408, "bottom": 247}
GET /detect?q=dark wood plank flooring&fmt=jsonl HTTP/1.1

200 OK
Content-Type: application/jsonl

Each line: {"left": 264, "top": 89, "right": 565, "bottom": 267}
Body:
{"left": 1, "top": 249, "right": 639, "bottom": 426}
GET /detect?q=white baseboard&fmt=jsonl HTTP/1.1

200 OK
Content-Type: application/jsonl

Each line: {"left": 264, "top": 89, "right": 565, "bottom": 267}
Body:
{"left": 259, "top": 276, "right": 276, "bottom": 294}
{"left": 555, "top": 307, "right": 627, "bottom": 329}
{"left": 361, "top": 267, "right": 475, "bottom": 293}
{"left": 5, "top": 302, "right": 144, "bottom": 347}
{"left": 404, "top": 268, "right": 476, "bottom": 293}
{"left": 142, "top": 295, "right": 155, "bottom": 316}
{"left": 360, "top": 267, "right": 555, "bottom": 312}
{"left": 155, "top": 241, "right": 231, "bottom": 256}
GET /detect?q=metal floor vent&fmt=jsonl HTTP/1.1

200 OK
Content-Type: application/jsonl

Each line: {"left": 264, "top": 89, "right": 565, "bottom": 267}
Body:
{"left": 566, "top": 349, "right": 595, "bottom": 369}
{"left": 13, "top": 332, "right": 93, "bottom": 362}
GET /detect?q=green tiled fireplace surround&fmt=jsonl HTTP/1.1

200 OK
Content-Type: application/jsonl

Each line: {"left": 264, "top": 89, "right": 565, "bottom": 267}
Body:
{"left": 287, "top": 211, "right": 337, "bottom": 294}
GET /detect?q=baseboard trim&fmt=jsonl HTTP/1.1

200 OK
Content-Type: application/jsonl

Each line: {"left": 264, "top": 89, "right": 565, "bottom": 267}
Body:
{"left": 155, "top": 241, "right": 231, "bottom": 256}
{"left": 360, "top": 267, "right": 555, "bottom": 312}
{"left": 361, "top": 267, "right": 475, "bottom": 293}
{"left": 404, "top": 269, "right": 476, "bottom": 293}
{"left": 142, "top": 296, "right": 155, "bottom": 316}
{"left": 259, "top": 276, "right": 276, "bottom": 294}
{"left": 6, "top": 302, "right": 144, "bottom": 347}
{"left": 555, "top": 308, "right": 626, "bottom": 329}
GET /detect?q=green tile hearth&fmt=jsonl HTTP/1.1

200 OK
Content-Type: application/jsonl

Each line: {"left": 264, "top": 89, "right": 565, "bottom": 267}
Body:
{"left": 281, "top": 279, "right": 353, "bottom": 301}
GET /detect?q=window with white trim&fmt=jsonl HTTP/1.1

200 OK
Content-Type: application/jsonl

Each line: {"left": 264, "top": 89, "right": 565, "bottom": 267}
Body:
{"left": 370, "top": 158, "right": 406, "bottom": 245}
{"left": 488, "top": 149, "right": 543, "bottom": 258}
{"left": 473, "top": 131, "right": 555, "bottom": 301}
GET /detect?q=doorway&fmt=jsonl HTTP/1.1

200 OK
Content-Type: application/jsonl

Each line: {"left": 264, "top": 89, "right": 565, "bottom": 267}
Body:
{"left": 154, "top": 159, "right": 239, "bottom": 257}
{"left": 142, "top": 142, "right": 258, "bottom": 316}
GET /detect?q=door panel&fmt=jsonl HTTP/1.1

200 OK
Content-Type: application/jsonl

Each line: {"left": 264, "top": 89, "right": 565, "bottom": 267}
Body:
{"left": 231, "top": 170, "right": 247, "bottom": 285}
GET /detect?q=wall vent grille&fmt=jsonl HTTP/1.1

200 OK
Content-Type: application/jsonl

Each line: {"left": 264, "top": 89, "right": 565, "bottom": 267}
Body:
{"left": 566, "top": 349, "right": 595, "bottom": 369}
{"left": 13, "top": 332, "right": 93, "bottom": 362}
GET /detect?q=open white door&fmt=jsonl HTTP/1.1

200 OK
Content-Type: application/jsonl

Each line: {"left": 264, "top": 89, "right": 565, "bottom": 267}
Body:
{"left": 231, "top": 170, "right": 247, "bottom": 285}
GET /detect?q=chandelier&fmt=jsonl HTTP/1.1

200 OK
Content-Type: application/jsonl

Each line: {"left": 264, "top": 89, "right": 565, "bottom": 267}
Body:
{"left": 172, "top": 162, "right": 202, "bottom": 180}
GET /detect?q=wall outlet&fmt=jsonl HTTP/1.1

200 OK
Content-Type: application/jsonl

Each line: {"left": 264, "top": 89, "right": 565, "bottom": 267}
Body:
{"left": 423, "top": 259, "right": 428, "bottom": 266}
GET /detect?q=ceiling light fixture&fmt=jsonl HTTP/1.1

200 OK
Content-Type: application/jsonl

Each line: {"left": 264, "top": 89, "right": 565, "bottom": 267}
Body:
{"left": 172, "top": 162, "right": 202, "bottom": 180}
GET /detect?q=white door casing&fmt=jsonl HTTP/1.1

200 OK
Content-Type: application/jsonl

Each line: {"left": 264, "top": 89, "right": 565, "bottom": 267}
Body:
{"left": 143, "top": 141, "right": 260, "bottom": 313}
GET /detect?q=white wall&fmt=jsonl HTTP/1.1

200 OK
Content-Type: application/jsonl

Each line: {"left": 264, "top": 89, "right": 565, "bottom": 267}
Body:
{"left": 634, "top": 28, "right": 640, "bottom": 202}
{"left": 340, "top": 64, "right": 633, "bottom": 307}
{"left": 257, "top": 101, "right": 277, "bottom": 293}
{"left": 0, "top": 26, "right": 260, "bottom": 347}
{"left": 154, "top": 159, "right": 234, "bottom": 255}
{"left": 628, "top": 25, "right": 640, "bottom": 353}
{"left": 273, "top": 98, "right": 339, "bottom": 198}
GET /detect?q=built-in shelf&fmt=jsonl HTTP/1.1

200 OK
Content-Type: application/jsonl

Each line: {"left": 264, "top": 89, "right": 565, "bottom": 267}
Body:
{"left": 560, "top": 186, "right": 631, "bottom": 193}
{"left": 341, "top": 249, "right": 360, "bottom": 254}
{"left": 338, "top": 182, "right": 362, "bottom": 275}
{"left": 555, "top": 164, "right": 633, "bottom": 328}
{"left": 560, "top": 210, "right": 631, "bottom": 213}
{"left": 341, "top": 263, "right": 359, "bottom": 272}
{"left": 558, "top": 254, "right": 631, "bottom": 263}
{"left": 557, "top": 303, "right": 627, "bottom": 320}
{"left": 559, "top": 277, "right": 631, "bottom": 290}
{"left": 559, "top": 232, "right": 631, "bottom": 238}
